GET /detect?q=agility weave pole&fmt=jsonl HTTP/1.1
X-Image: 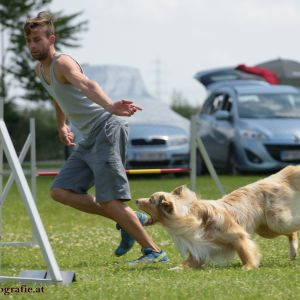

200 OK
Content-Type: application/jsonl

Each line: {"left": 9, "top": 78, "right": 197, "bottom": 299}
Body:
{"left": 0, "top": 119, "right": 74, "bottom": 284}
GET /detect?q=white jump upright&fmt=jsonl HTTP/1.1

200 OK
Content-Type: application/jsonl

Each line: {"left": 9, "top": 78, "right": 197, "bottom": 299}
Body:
{"left": 0, "top": 118, "right": 37, "bottom": 247}
{"left": 0, "top": 119, "right": 74, "bottom": 284}
{"left": 190, "top": 115, "right": 225, "bottom": 196}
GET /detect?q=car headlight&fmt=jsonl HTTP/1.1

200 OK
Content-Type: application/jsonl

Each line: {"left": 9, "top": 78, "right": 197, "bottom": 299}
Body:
{"left": 168, "top": 136, "right": 189, "bottom": 146}
{"left": 239, "top": 129, "right": 268, "bottom": 141}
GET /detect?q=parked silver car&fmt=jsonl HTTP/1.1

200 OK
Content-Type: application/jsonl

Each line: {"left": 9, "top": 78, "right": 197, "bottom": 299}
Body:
{"left": 195, "top": 68, "right": 300, "bottom": 174}
{"left": 125, "top": 98, "right": 190, "bottom": 169}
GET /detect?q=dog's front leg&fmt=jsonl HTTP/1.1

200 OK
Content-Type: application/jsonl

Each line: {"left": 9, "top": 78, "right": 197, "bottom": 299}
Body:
{"left": 168, "top": 254, "right": 203, "bottom": 271}
{"left": 232, "top": 236, "right": 260, "bottom": 270}
{"left": 182, "top": 253, "right": 204, "bottom": 269}
{"left": 287, "top": 232, "right": 298, "bottom": 260}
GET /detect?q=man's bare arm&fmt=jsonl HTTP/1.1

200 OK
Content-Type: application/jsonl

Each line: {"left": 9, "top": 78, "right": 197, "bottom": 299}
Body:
{"left": 55, "top": 56, "right": 142, "bottom": 116}
{"left": 53, "top": 100, "right": 66, "bottom": 128}
{"left": 53, "top": 100, "right": 75, "bottom": 146}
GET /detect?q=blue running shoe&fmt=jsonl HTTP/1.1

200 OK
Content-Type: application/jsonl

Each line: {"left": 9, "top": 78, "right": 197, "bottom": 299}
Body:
{"left": 114, "top": 211, "right": 148, "bottom": 257}
{"left": 127, "top": 248, "right": 169, "bottom": 265}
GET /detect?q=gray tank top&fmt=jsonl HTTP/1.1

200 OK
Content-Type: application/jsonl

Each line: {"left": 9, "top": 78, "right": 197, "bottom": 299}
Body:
{"left": 37, "top": 53, "right": 110, "bottom": 139}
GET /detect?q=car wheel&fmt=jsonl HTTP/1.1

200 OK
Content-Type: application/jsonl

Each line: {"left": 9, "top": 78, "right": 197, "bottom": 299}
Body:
{"left": 196, "top": 151, "right": 207, "bottom": 175}
{"left": 227, "top": 149, "right": 239, "bottom": 175}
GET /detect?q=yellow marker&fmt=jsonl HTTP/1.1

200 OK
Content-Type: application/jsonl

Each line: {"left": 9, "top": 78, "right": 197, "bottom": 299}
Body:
{"left": 127, "top": 169, "right": 161, "bottom": 174}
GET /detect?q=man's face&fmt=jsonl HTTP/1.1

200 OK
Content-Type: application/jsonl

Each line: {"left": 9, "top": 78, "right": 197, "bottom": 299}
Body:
{"left": 25, "top": 27, "right": 53, "bottom": 61}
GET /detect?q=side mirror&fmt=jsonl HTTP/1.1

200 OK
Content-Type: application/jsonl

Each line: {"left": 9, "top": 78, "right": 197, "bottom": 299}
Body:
{"left": 215, "top": 110, "right": 231, "bottom": 121}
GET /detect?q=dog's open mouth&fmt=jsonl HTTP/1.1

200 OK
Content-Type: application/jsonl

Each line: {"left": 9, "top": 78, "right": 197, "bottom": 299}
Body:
{"left": 145, "top": 216, "right": 156, "bottom": 226}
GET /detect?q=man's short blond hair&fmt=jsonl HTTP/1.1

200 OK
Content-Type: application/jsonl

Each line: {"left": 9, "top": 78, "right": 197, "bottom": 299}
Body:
{"left": 23, "top": 11, "right": 55, "bottom": 37}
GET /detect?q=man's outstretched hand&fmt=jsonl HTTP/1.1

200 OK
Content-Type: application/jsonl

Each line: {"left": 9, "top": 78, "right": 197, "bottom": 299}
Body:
{"left": 112, "top": 99, "right": 142, "bottom": 117}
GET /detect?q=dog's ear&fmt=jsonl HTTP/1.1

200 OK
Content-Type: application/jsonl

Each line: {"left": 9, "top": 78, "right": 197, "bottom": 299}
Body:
{"left": 158, "top": 194, "right": 174, "bottom": 214}
{"left": 172, "top": 185, "right": 197, "bottom": 201}
{"left": 171, "top": 185, "right": 186, "bottom": 196}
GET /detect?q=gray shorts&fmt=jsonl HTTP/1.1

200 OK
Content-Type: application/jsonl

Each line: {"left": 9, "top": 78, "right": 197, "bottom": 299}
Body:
{"left": 51, "top": 115, "right": 131, "bottom": 203}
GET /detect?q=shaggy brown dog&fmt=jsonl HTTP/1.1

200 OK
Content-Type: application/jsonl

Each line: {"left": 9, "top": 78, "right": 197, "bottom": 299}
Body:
{"left": 136, "top": 165, "right": 300, "bottom": 269}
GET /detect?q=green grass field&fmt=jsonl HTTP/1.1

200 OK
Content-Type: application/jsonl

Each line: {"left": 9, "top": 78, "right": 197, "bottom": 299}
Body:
{"left": 0, "top": 175, "right": 299, "bottom": 300}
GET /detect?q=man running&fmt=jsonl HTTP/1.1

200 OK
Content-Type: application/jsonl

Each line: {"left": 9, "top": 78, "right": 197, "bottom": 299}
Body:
{"left": 24, "top": 11, "right": 168, "bottom": 264}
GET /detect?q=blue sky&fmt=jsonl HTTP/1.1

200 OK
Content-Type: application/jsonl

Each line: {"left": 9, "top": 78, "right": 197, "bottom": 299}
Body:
{"left": 49, "top": 0, "right": 300, "bottom": 105}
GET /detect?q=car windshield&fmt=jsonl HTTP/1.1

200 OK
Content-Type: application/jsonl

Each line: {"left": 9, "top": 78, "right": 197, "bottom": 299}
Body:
{"left": 238, "top": 93, "right": 300, "bottom": 119}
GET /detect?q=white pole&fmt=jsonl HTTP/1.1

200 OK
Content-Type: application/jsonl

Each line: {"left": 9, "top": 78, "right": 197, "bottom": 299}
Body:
{"left": 0, "top": 123, "right": 38, "bottom": 247}
{"left": 190, "top": 115, "right": 197, "bottom": 192}
{"left": 0, "top": 141, "right": 2, "bottom": 269}
{"left": 0, "top": 134, "right": 32, "bottom": 205}
{"left": 0, "top": 22, "right": 4, "bottom": 119}
{"left": 30, "top": 118, "right": 38, "bottom": 246}
{"left": 0, "top": 120, "right": 63, "bottom": 282}
{"left": 0, "top": 22, "right": 4, "bottom": 252}
{"left": 195, "top": 136, "right": 225, "bottom": 196}
{"left": 189, "top": 115, "right": 225, "bottom": 197}
{"left": 30, "top": 119, "right": 37, "bottom": 202}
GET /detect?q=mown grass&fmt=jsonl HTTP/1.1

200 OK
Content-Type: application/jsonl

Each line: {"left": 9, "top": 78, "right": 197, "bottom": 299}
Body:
{"left": 0, "top": 175, "right": 299, "bottom": 300}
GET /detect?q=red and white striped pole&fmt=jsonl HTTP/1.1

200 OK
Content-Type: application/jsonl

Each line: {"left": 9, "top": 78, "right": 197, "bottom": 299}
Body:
{"left": 37, "top": 168, "right": 191, "bottom": 177}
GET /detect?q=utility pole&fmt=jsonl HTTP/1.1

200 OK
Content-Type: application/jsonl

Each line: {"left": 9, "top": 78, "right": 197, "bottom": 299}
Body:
{"left": 154, "top": 57, "right": 162, "bottom": 100}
